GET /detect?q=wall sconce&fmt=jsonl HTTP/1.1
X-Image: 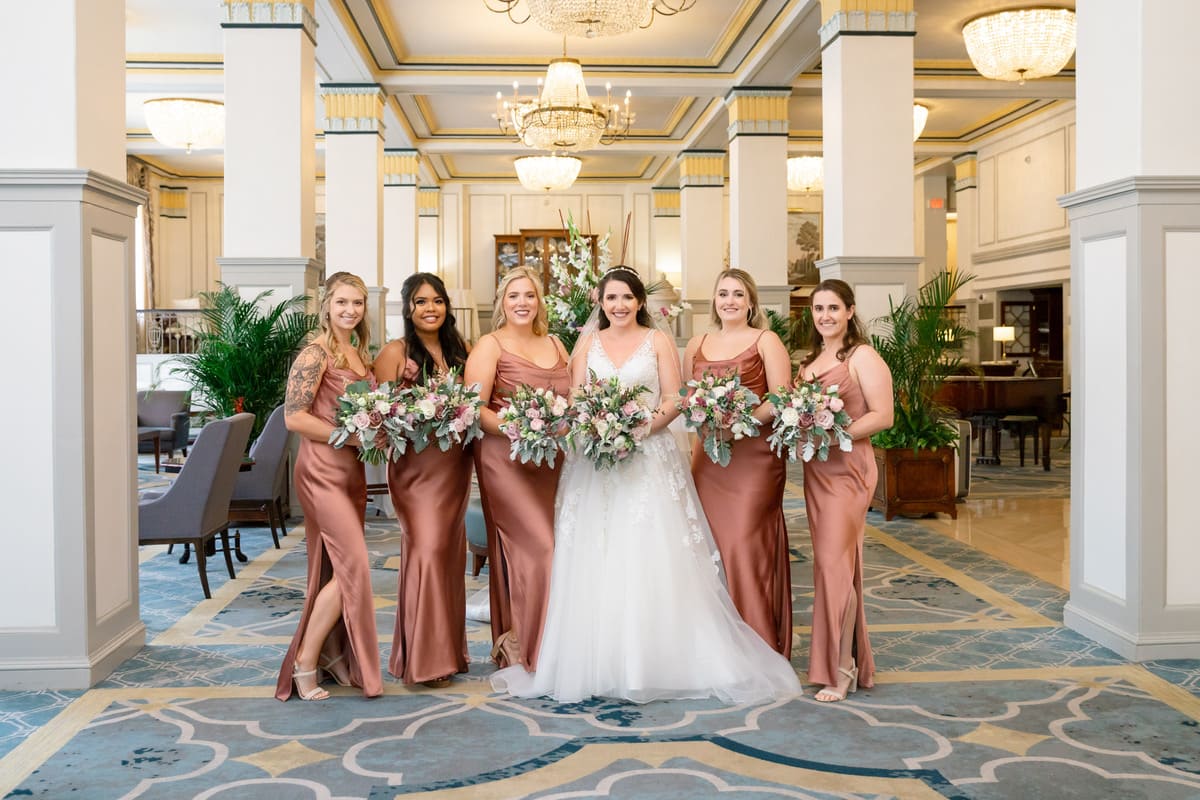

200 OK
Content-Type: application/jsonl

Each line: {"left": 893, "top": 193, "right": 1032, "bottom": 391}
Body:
{"left": 992, "top": 325, "right": 1015, "bottom": 360}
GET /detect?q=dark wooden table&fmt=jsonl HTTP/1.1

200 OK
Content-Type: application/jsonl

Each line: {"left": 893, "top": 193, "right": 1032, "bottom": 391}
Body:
{"left": 136, "top": 427, "right": 161, "bottom": 472}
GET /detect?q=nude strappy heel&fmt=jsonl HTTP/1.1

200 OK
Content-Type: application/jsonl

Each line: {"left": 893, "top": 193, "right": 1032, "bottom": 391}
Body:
{"left": 293, "top": 667, "right": 330, "bottom": 701}
{"left": 814, "top": 664, "right": 858, "bottom": 703}
{"left": 320, "top": 653, "right": 352, "bottom": 688}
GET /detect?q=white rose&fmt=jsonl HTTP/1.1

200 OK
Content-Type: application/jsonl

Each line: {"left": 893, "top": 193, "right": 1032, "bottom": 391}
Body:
{"left": 780, "top": 407, "right": 800, "bottom": 426}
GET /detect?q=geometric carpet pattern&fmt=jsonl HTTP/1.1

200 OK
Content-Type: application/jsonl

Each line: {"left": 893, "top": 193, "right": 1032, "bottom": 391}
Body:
{"left": 3, "top": 460, "right": 1200, "bottom": 798}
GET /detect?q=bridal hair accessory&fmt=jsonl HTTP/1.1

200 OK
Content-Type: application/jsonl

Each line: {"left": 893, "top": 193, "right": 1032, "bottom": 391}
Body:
{"left": 603, "top": 265, "right": 639, "bottom": 278}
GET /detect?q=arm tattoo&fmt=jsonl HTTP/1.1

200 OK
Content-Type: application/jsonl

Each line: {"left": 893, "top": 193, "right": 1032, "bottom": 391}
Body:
{"left": 285, "top": 345, "right": 325, "bottom": 415}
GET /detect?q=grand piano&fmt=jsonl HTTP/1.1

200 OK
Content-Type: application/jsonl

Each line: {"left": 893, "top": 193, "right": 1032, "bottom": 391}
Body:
{"left": 933, "top": 376, "right": 1064, "bottom": 470}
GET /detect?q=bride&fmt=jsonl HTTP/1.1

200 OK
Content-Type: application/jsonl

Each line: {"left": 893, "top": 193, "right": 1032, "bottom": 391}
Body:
{"left": 491, "top": 266, "right": 802, "bottom": 704}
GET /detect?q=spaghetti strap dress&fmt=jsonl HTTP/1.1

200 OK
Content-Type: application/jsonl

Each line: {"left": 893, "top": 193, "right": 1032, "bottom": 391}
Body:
{"left": 801, "top": 358, "right": 877, "bottom": 689}
{"left": 276, "top": 348, "right": 383, "bottom": 700}
{"left": 691, "top": 333, "right": 792, "bottom": 656}
{"left": 387, "top": 369, "right": 473, "bottom": 684}
{"left": 473, "top": 347, "right": 571, "bottom": 670}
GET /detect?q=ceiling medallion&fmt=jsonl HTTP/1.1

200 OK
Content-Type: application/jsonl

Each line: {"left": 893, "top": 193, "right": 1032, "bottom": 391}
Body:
{"left": 484, "top": 0, "right": 695, "bottom": 38}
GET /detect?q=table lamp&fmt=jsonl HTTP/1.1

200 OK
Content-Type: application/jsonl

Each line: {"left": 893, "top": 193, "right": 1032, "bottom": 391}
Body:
{"left": 993, "top": 325, "right": 1015, "bottom": 360}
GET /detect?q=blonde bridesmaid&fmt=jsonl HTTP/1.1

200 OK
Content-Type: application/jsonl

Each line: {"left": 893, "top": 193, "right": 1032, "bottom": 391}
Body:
{"left": 464, "top": 267, "right": 571, "bottom": 670}
{"left": 375, "top": 273, "right": 472, "bottom": 689}
{"left": 796, "top": 278, "right": 893, "bottom": 702}
{"left": 276, "top": 272, "right": 383, "bottom": 701}
{"left": 683, "top": 268, "right": 794, "bottom": 656}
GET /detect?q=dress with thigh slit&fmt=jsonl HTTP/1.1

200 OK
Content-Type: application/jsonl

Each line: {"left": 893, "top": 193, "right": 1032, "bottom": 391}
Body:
{"left": 801, "top": 358, "right": 877, "bottom": 689}
{"left": 387, "top": 367, "right": 473, "bottom": 684}
{"left": 691, "top": 333, "right": 792, "bottom": 656}
{"left": 473, "top": 347, "right": 571, "bottom": 670}
{"left": 275, "top": 350, "right": 382, "bottom": 700}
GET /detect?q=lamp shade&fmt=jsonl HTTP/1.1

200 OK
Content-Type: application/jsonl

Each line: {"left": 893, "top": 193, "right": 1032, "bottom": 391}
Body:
{"left": 962, "top": 8, "right": 1077, "bottom": 84}
{"left": 514, "top": 154, "right": 582, "bottom": 191}
{"left": 787, "top": 156, "right": 824, "bottom": 192}
{"left": 992, "top": 325, "right": 1016, "bottom": 343}
{"left": 913, "top": 103, "right": 929, "bottom": 141}
{"left": 143, "top": 98, "right": 225, "bottom": 153}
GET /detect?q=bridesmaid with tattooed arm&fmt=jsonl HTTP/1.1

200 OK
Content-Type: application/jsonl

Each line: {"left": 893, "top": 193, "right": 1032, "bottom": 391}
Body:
{"left": 275, "top": 272, "right": 383, "bottom": 701}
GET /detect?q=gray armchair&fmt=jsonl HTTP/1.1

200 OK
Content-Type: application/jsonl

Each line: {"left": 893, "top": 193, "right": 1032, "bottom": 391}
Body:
{"left": 229, "top": 405, "right": 292, "bottom": 557}
{"left": 138, "top": 413, "right": 254, "bottom": 598}
{"left": 136, "top": 390, "right": 192, "bottom": 457}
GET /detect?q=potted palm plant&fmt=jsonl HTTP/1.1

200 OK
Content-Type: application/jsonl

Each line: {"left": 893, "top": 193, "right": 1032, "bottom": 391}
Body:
{"left": 869, "top": 270, "right": 974, "bottom": 519}
{"left": 172, "top": 285, "right": 319, "bottom": 443}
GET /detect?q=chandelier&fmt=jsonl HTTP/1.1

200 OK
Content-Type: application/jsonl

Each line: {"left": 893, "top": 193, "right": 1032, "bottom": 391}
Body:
{"left": 962, "top": 8, "right": 1077, "bottom": 84}
{"left": 143, "top": 98, "right": 225, "bottom": 153}
{"left": 515, "top": 154, "right": 583, "bottom": 191}
{"left": 494, "top": 56, "right": 633, "bottom": 151}
{"left": 913, "top": 103, "right": 929, "bottom": 141}
{"left": 787, "top": 156, "right": 823, "bottom": 193}
{"left": 484, "top": 0, "right": 695, "bottom": 38}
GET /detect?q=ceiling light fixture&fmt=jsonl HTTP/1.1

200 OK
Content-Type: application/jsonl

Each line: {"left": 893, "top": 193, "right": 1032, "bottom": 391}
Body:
{"left": 787, "top": 156, "right": 823, "bottom": 193}
{"left": 483, "top": 0, "right": 695, "bottom": 38}
{"left": 962, "top": 8, "right": 1077, "bottom": 84}
{"left": 494, "top": 53, "right": 633, "bottom": 151}
{"left": 514, "top": 154, "right": 583, "bottom": 191}
{"left": 143, "top": 98, "right": 225, "bottom": 154}
{"left": 913, "top": 103, "right": 929, "bottom": 141}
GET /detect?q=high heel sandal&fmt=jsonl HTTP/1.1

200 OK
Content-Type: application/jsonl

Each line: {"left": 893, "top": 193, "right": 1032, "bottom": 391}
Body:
{"left": 814, "top": 664, "right": 858, "bottom": 703}
{"left": 293, "top": 667, "right": 330, "bottom": 701}
{"left": 320, "top": 653, "right": 352, "bottom": 688}
{"left": 490, "top": 630, "right": 520, "bottom": 667}
{"left": 421, "top": 675, "right": 453, "bottom": 689}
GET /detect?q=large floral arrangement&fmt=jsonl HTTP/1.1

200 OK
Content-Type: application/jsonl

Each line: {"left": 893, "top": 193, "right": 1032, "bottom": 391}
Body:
{"left": 766, "top": 379, "right": 853, "bottom": 462}
{"left": 565, "top": 370, "right": 654, "bottom": 470}
{"left": 328, "top": 380, "right": 410, "bottom": 463}
{"left": 546, "top": 215, "right": 611, "bottom": 354}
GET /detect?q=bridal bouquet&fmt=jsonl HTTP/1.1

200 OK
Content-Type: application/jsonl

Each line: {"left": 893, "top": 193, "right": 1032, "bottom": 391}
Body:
{"left": 678, "top": 372, "right": 762, "bottom": 467}
{"left": 329, "top": 380, "right": 410, "bottom": 464}
{"left": 566, "top": 371, "right": 654, "bottom": 471}
{"left": 497, "top": 384, "right": 571, "bottom": 467}
{"left": 766, "top": 379, "right": 853, "bottom": 462}
{"left": 396, "top": 370, "right": 483, "bottom": 453}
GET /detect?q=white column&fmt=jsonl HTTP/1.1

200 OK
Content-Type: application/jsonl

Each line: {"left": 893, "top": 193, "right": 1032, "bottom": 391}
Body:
{"left": 322, "top": 83, "right": 386, "bottom": 347}
{"left": 1061, "top": 0, "right": 1200, "bottom": 660}
{"left": 726, "top": 87, "right": 791, "bottom": 312}
{"left": 651, "top": 188, "right": 682, "bottom": 290}
{"left": 916, "top": 173, "right": 948, "bottom": 285}
{"left": 218, "top": 0, "right": 321, "bottom": 311}
{"left": 0, "top": 0, "right": 145, "bottom": 688}
{"left": 418, "top": 186, "right": 442, "bottom": 274}
{"left": 816, "top": 1, "right": 919, "bottom": 329}
{"left": 953, "top": 153, "right": 982, "bottom": 363}
{"left": 678, "top": 151, "right": 726, "bottom": 337}
{"left": 383, "top": 150, "right": 419, "bottom": 340}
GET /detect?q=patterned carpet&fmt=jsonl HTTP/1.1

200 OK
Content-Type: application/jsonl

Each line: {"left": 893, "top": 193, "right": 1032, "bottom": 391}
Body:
{"left": 2, "top": 453, "right": 1199, "bottom": 799}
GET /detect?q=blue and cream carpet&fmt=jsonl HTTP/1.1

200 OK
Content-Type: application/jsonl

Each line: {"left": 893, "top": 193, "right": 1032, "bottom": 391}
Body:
{"left": 1, "top": 454, "right": 1199, "bottom": 799}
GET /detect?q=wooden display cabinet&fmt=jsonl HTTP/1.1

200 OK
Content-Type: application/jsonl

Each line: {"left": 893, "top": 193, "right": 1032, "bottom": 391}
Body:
{"left": 494, "top": 228, "right": 598, "bottom": 289}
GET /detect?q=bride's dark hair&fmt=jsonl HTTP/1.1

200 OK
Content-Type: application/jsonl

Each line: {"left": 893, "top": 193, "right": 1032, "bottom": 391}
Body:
{"left": 596, "top": 266, "right": 654, "bottom": 329}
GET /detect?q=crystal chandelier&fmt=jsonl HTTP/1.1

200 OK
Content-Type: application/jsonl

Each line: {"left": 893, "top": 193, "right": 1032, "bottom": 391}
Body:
{"left": 787, "top": 156, "right": 823, "bottom": 193}
{"left": 484, "top": 0, "right": 695, "bottom": 38}
{"left": 962, "top": 8, "right": 1077, "bottom": 84}
{"left": 143, "top": 98, "right": 225, "bottom": 153}
{"left": 494, "top": 56, "right": 633, "bottom": 151}
{"left": 515, "top": 154, "right": 583, "bottom": 191}
{"left": 913, "top": 103, "right": 929, "bottom": 141}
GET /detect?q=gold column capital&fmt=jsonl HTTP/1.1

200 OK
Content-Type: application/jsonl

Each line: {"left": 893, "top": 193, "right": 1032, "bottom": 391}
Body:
{"left": 220, "top": 1, "right": 317, "bottom": 42}
{"left": 954, "top": 152, "right": 978, "bottom": 191}
{"left": 321, "top": 84, "right": 385, "bottom": 134}
{"left": 677, "top": 151, "right": 725, "bottom": 189}
{"left": 725, "top": 87, "right": 791, "bottom": 138}
{"left": 158, "top": 186, "right": 187, "bottom": 219}
{"left": 384, "top": 149, "right": 420, "bottom": 186}
{"left": 652, "top": 188, "right": 681, "bottom": 217}
{"left": 418, "top": 187, "right": 440, "bottom": 217}
{"left": 819, "top": 0, "right": 916, "bottom": 48}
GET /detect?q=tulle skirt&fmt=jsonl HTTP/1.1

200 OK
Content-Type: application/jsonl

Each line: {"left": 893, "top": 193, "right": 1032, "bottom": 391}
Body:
{"left": 492, "top": 431, "right": 802, "bottom": 704}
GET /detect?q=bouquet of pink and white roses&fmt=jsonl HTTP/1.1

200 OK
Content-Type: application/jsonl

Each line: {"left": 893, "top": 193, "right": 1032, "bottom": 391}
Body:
{"left": 396, "top": 370, "right": 483, "bottom": 453}
{"left": 766, "top": 379, "right": 853, "bottom": 462}
{"left": 496, "top": 384, "right": 571, "bottom": 467}
{"left": 328, "top": 380, "right": 410, "bottom": 464}
{"left": 566, "top": 371, "right": 654, "bottom": 471}
{"left": 678, "top": 371, "right": 762, "bottom": 467}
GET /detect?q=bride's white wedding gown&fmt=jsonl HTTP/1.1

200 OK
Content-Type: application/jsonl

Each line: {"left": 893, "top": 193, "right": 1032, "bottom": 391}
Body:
{"left": 491, "top": 331, "right": 803, "bottom": 704}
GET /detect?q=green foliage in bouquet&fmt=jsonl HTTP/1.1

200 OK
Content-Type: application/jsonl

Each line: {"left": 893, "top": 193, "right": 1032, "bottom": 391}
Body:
{"left": 870, "top": 270, "right": 975, "bottom": 451}
{"left": 545, "top": 214, "right": 609, "bottom": 354}
{"left": 172, "top": 284, "right": 319, "bottom": 441}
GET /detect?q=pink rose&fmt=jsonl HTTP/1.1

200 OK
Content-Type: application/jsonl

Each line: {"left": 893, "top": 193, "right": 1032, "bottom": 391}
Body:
{"left": 352, "top": 411, "right": 371, "bottom": 430}
{"left": 621, "top": 401, "right": 640, "bottom": 416}
{"left": 815, "top": 409, "right": 835, "bottom": 429}
{"left": 503, "top": 423, "right": 519, "bottom": 441}
{"left": 690, "top": 409, "right": 706, "bottom": 423}
{"left": 829, "top": 396, "right": 844, "bottom": 413}
{"left": 451, "top": 418, "right": 466, "bottom": 433}
{"left": 525, "top": 407, "right": 542, "bottom": 419}
{"left": 529, "top": 417, "right": 545, "bottom": 432}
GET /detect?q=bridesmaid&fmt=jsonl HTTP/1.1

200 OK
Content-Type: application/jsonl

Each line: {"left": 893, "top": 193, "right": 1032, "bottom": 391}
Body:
{"left": 375, "top": 273, "right": 472, "bottom": 689}
{"left": 683, "top": 268, "right": 794, "bottom": 656}
{"left": 464, "top": 267, "right": 571, "bottom": 671}
{"left": 276, "top": 272, "right": 383, "bottom": 701}
{"left": 797, "top": 278, "right": 893, "bottom": 702}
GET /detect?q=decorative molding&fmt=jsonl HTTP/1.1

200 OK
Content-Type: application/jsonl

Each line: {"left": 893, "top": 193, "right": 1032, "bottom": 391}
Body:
{"left": 725, "top": 87, "right": 790, "bottom": 139}
{"left": 953, "top": 153, "right": 978, "bottom": 191}
{"left": 418, "top": 187, "right": 440, "bottom": 217}
{"left": 1059, "top": 175, "right": 1200, "bottom": 210}
{"left": 973, "top": 235, "right": 1070, "bottom": 264}
{"left": 384, "top": 149, "right": 420, "bottom": 186}
{"left": 0, "top": 169, "right": 147, "bottom": 210}
{"left": 677, "top": 151, "right": 725, "bottom": 188}
{"left": 219, "top": 0, "right": 317, "bottom": 43}
{"left": 320, "top": 84, "right": 385, "bottom": 134}
{"left": 158, "top": 186, "right": 188, "bottom": 219}
{"left": 652, "top": 188, "right": 681, "bottom": 217}
{"left": 819, "top": 7, "right": 917, "bottom": 49}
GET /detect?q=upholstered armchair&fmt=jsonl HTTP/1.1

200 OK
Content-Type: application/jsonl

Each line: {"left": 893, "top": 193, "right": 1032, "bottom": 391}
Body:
{"left": 136, "top": 390, "right": 192, "bottom": 457}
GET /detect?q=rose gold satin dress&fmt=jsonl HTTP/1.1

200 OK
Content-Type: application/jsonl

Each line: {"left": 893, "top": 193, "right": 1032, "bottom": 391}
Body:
{"left": 473, "top": 349, "right": 571, "bottom": 670}
{"left": 387, "top": 369, "right": 473, "bottom": 684}
{"left": 691, "top": 334, "right": 792, "bottom": 657}
{"left": 800, "top": 359, "right": 877, "bottom": 689}
{"left": 276, "top": 353, "right": 383, "bottom": 700}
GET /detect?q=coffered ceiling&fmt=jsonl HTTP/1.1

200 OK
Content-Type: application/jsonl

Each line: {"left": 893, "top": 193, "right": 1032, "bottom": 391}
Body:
{"left": 124, "top": 0, "right": 1076, "bottom": 184}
